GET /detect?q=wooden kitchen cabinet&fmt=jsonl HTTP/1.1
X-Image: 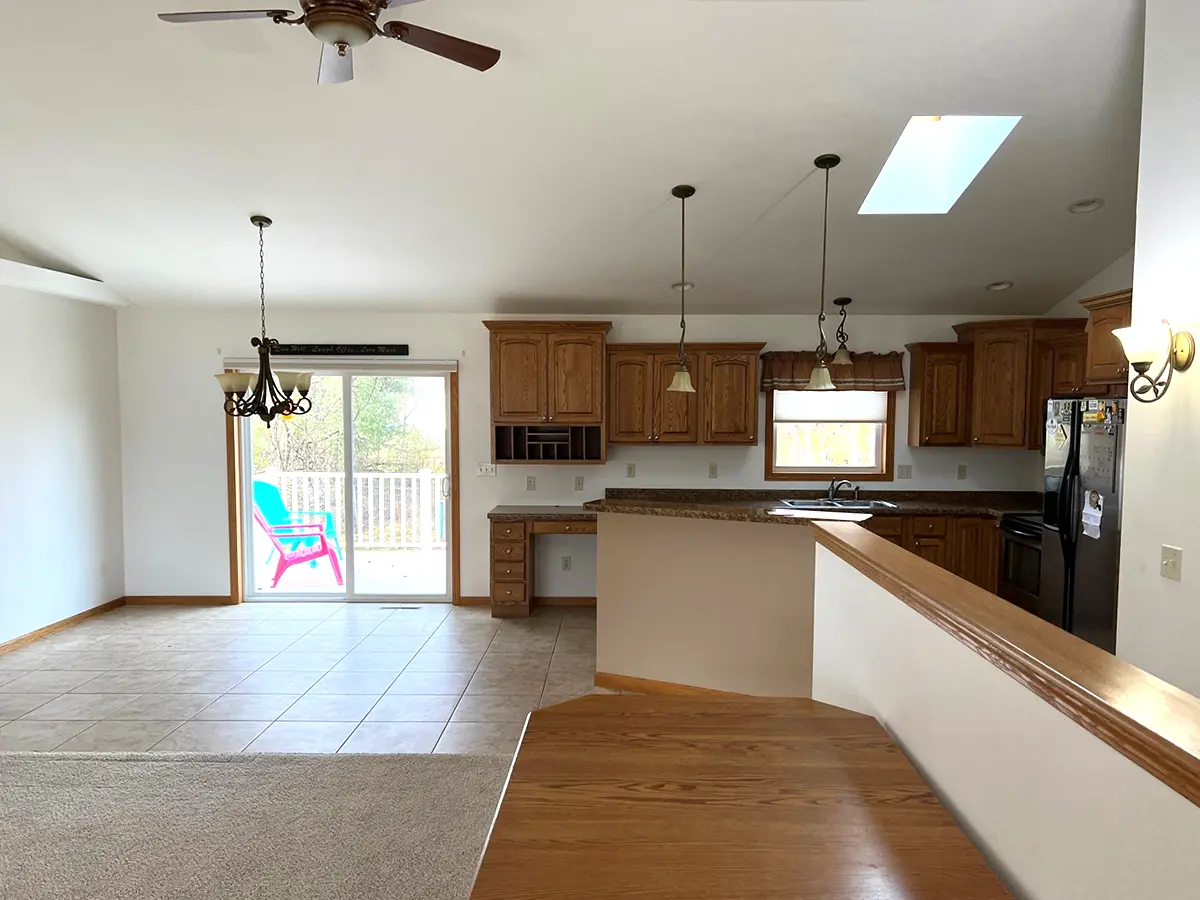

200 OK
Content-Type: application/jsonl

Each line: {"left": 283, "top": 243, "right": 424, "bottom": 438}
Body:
{"left": 863, "top": 516, "right": 906, "bottom": 548}
{"left": 548, "top": 332, "right": 605, "bottom": 424}
{"left": 486, "top": 321, "right": 611, "bottom": 463}
{"left": 906, "top": 343, "right": 971, "bottom": 447}
{"left": 1080, "top": 290, "right": 1132, "bottom": 385}
{"left": 951, "top": 517, "right": 999, "bottom": 593}
{"left": 607, "top": 343, "right": 763, "bottom": 445}
{"left": 1030, "top": 333, "right": 1093, "bottom": 451}
{"left": 702, "top": 351, "right": 759, "bottom": 444}
{"left": 491, "top": 332, "right": 548, "bottom": 423}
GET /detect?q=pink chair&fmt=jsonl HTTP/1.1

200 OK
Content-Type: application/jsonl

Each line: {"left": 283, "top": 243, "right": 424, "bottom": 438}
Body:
{"left": 254, "top": 509, "right": 344, "bottom": 588}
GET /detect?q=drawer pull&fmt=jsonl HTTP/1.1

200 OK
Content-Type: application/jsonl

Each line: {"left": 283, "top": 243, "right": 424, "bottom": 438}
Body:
{"left": 505, "top": 568, "right": 512, "bottom": 574}
{"left": 565, "top": 525, "right": 571, "bottom": 531}
{"left": 504, "top": 528, "right": 512, "bottom": 534}
{"left": 503, "top": 547, "right": 512, "bottom": 555}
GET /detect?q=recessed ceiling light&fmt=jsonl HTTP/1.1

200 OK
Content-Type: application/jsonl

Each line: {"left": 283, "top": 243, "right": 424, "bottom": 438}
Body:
{"left": 985, "top": 280, "right": 1014, "bottom": 291}
{"left": 859, "top": 115, "right": 1022, "bottom": 215}
{"left": 1068, "top": 197, "right": 1105, "bottom": 214}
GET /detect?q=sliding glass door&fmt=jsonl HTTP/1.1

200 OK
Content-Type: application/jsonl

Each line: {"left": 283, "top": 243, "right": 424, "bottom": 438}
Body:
{"left": 243, "top": 371, "right": 451, "bottom": 601}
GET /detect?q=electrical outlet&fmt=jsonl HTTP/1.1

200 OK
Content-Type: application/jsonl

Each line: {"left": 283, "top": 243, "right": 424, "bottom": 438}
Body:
{"left": 626, "top": 463, "right": 636, "bottom": 479}
{"left": 525, "top": 475, "right": 536, "bottom": 492}
{"left": 574, "top": 476, "right": 584, "bottom": 492}
{"left": 477, "top": 463, "right": 496, "bottom": 477}
{"left": 897, "top": 465, "right": 913, "bottom": 480}
{"left": 1161, "top": 545, "right": 1183, "bottom": 582}
{"left": 561, "top": 556, "right": 572, "bottom": 572}
{"left": 957, "top": 464, "right": 968, "bottom": 481}
{"left": 709, "top": 462, "right": 719, "bottom": 479}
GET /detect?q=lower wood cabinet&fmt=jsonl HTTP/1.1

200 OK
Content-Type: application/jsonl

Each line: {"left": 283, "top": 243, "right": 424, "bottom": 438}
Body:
{"left": 863, "top": 514, "right": 1000, "bottom": 594}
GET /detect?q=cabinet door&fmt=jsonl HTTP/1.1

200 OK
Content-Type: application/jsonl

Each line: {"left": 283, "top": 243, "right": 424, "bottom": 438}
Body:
{"left": 1051, "top": 336, "right": 1087, "bottom": 394}
{"left": 916, "top": 348, "right": 970, "bottom": 446}
{"left": 951, "top": 517, "right": 999, "bottom": 593}
{"left": 912, "top": 536, "right": 950, "bottom": 568}
{"left": 970, "top": 328, "right": 1030, "bottom": 447}
{"left": 653, "top": 353, "right": 700, "bottom": 443}
{"left": 1030, "top": 343, "right": 1055, "bottom": 453}
{"left": 1085, "top": 300, "right": 1132, "bottom": 385}
{"left": 548, "top": 332, "right": 604, "bottom": 424}
{"left": 493, "top": 333, "right": 548, "bottom": 423}
{"left": 608, "top": 352, "right": 655, "bottom": 443}
{"left": 702, "top": 352, "right": 758, "bottom": 444}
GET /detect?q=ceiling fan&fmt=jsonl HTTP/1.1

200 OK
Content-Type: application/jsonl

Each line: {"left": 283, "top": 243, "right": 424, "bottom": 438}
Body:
{"left": 158, "top": 0, "right": 501, "bottom": 84}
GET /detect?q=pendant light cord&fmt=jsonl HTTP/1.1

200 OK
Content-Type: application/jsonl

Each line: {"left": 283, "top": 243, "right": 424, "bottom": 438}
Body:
{"left": 817, "top": 166, "right": 830, "bottom": 359}
{"left": 678, "top": 192, "right": 687, "bottom": 364}
{"left": 258, "top": 222, "right": 267, "bottom": 342}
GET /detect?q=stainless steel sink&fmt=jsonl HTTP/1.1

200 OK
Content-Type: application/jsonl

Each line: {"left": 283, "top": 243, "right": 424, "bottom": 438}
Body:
{"left": 779, "top": 499, "right": 900, "bottom": 511}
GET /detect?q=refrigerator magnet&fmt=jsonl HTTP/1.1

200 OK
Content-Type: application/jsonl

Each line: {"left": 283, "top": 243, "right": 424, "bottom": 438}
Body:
{"left": 1082, "top": 491, "right": 1104, "bottom": 540}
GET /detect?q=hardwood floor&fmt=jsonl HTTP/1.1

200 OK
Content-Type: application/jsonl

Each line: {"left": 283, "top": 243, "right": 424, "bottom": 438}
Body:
{"left": 471, "top": 695, "right": 1012, "bottom": 899}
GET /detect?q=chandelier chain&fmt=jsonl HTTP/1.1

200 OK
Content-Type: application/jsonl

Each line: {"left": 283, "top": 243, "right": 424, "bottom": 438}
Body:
{"left": 817, "top": 165, "right": 830, "bottom": 358}
{"left": 678, "top": 191, "right": 687, "bottom": 362}
{"left": 259, "top": 222, "right": 267, "bottom": 341}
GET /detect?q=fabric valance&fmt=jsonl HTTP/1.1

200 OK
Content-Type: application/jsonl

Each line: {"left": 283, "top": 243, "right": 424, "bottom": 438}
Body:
{"left": 760, "top": 351, "right": 906, "bottom": 392}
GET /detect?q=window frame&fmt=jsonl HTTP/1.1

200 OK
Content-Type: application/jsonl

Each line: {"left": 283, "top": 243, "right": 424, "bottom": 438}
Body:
{"left": 763, "top": 389, "right": 897, "bottom": 482}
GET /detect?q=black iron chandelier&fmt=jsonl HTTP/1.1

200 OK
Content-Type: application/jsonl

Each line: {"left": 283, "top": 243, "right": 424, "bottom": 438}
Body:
{"left": 215, "top": 215, "right": 313, "bottom": 427}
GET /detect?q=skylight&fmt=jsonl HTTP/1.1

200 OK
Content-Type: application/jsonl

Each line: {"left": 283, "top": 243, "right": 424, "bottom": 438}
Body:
{"left": 859, "top": 115, "right": 1021, "bottom": 215}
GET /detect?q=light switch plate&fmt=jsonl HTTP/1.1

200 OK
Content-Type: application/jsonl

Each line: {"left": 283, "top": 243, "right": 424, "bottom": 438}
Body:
{"left": 957, "top": 465, "right": 968, "bottom": 481}
{"left": 1161, "top": 545, "right": 1183, "bottom": 582}
{"left": 897, "top": 465, "right": 913, "bottom": 480}
{"left": 561, "top": 556, "right": 572, "bottom": 572}
{"left": 477, "top": 464, "right": 496, "bottom": 477}
{"left": 574, "top": 476, "right": 584, "bottom": 492}
{"left": 626, "top": 463, "right": 636, "bottom": 479}
{"left": 709, "top": 462, "right": 719, "bottom": 479}
{"left": 525, "top": 475, "right": 536, "bottom": 492}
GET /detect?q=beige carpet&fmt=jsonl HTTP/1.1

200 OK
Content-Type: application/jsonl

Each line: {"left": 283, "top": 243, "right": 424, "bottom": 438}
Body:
{"left": 0, "top": 753, "right": 511, "bottom": 900}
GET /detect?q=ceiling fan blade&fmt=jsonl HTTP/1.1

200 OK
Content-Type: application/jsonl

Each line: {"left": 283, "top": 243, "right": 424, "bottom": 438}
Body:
{"left": 383, "top": 21, "right": 500, "bottom": 71}
{"left": 158, "top": 9, "right": 292, "bottom": 23}
{"left": 317, "top": 43, "right": 354, "bottom": 85}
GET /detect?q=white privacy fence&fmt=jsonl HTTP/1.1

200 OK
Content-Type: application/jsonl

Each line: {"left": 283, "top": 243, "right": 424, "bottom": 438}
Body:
{"left": 270, "top": 470, "right": 448, "bottom": 549}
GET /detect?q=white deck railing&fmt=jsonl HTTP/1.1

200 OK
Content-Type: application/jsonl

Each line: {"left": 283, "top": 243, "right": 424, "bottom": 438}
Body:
{"left": 271, "top": 470, "right": 448, "bottom": 549}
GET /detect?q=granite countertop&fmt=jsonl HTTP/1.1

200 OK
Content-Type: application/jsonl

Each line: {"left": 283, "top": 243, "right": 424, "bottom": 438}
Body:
{"left": 585, "top": 490, "right": 1042, "bottom": 526}
{"left": 488, "top": 505, "right": 598, "bottom": 521}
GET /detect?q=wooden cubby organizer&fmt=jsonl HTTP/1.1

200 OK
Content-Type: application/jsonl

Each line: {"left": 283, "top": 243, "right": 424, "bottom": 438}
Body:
{"left": 493, "top": 425, "right": 604, "bottom": 463}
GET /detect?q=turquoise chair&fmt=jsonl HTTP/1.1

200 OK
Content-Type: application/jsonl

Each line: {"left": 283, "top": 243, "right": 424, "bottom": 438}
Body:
{"left": 252, "top": 480, "right": 343, "bottom": 565}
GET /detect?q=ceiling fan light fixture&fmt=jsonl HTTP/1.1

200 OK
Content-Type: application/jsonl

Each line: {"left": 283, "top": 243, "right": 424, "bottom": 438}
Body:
{"left": 305, "top": 9, "right": 376, "bottom": 47}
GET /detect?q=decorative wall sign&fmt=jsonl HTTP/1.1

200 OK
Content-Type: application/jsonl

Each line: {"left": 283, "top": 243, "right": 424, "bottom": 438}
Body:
{"left": 272, "top": 344, "right": 410, "bottom": 357}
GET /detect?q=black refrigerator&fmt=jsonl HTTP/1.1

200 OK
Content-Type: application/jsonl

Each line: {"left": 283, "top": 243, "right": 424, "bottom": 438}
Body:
{"left": 1039, "top": 396, "right": 1126, "bottom": 653}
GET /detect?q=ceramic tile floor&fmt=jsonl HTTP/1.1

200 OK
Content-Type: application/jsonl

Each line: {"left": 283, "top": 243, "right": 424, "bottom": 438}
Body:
{"left": 0, "top": 603, "right": 602, "bottom": 756}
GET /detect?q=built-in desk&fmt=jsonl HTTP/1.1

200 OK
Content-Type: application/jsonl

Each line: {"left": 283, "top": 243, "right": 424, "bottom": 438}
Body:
{"left": 487, "top": 506, "right": 597, "bottom": 618}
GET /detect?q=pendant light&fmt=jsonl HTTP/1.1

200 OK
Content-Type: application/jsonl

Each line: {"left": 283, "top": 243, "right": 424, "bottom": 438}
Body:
{"left": 215, "top": 215, "right": 313, "bottom": 427}
{"left": 831, "top": 297, "right": 853, "bottom": 366}
{"left": 805, "top": 154, "right": 841, "bottom": 391}
{"left": 667, "top": 184, "right": 697, "bottom": 393}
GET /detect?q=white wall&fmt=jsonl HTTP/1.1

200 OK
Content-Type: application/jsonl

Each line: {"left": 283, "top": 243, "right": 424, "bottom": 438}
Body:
{"left": 1117, "top": 0, "right": 1200, "bottom": 696}
{"left": 117, "top": 308, "right": 1042, "bottom": 598}
{"left": 0, "top": 287, "right": 124, "bottom": 643}
{"left": 1045, "top": 247, "right": 1135, "bottom": 317}
{"left": 812, "top": 545, "right": 1200, "bottom": 900}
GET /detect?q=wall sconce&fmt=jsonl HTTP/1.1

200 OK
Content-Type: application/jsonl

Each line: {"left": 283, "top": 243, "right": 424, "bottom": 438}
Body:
{"left": 1112, "top": 321, "right": 1195, "bottom": 403}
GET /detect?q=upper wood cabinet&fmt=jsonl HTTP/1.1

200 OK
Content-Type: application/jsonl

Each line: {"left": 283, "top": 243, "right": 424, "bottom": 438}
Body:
{"left": 608, "top": 351, "right": 654, "bottom": 442}
{"left": 906, "top": 343, "right": 971, "bottom": 447}
{"left": 1029, "top": 333, "right": 1091, "bottom": 451}
{"left": 1080, "top": 290, "right": 1133, "bottom": 385}
{"left": 607, "top": 343, "right": 763, "bottom": 446}
{"left": 702, "top": 351, "right": 759, "bottom": 444}
{"left": 492, "top": 333, "right": 548, "bottom": 423}
{"left": 485, "top": 322, "right": 610, "bottom": 426}
{"left": 655, "top": 353, "right": 700, "bottom": 443}
{"left": 548, "top": 333, "right": 605, "bottom": 424}
{"left": 953, "top": 318, "right": 1086, "bottom": 449}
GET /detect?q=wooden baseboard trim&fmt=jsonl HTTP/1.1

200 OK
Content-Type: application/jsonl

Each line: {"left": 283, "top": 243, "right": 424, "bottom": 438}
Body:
{"left": 594, "top": 672, "right": 746, "bottom": 697}
{"left": 0, "top": 598, "right": 125, "bottom": 655}
{"left": 455, "top": 596, "right": 491, "bottom": 607}
{"left": 122, "top": 596, "right": 236, "bottom": 606}
{"left": 536, "top": 596, "right": 596, "bottom": 607}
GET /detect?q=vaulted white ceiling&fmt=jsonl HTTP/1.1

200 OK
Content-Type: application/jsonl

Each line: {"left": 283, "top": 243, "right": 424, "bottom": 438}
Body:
{"left": 0, "top": 0, "right": 1142, "bottom": 314}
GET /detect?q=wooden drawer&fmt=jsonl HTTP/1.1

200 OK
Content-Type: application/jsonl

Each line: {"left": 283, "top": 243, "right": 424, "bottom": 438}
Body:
{"left": 493, "top": 560, "right": 526, "bottom": 583}
{"left": 865, "top": 516, "right": 903, "bottom": 537}
{"left": 530, "top": 521, "right": 597, "bottom": 535}
{"left": 492, "top": 582, "right": 527, "bottom": 605}
{"left": 492, "top": 521, "right": 526, "bottom": 542}
{"left": 492, "top": 541, "right": 526, "bottom": 562}
{"left": 911, "top": 516, "right": 948, "bottom": 537}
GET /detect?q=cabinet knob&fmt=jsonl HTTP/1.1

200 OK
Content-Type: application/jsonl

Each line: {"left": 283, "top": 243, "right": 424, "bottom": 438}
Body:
{"left": 549, "top": 415, "right": 555, "bottom": 421}
{"left": 505, "top": 569, "right": 512, "bottom": 574}
{"left": 504, "top": 528, "right": 511, "bottom": 534}
{"left": 749, "top": 435, "right": 754, "bottom": 441}
{"left": 973, "top": 437, "right": 979, "bottom": 443}
{"left": 565, "top": 525, "right": 571, "bottom": 531}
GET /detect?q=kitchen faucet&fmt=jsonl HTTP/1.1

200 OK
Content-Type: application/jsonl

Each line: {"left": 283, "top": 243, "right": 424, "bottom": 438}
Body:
{"left": 827, "top": 479, "right": 854, "bottom": 501}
